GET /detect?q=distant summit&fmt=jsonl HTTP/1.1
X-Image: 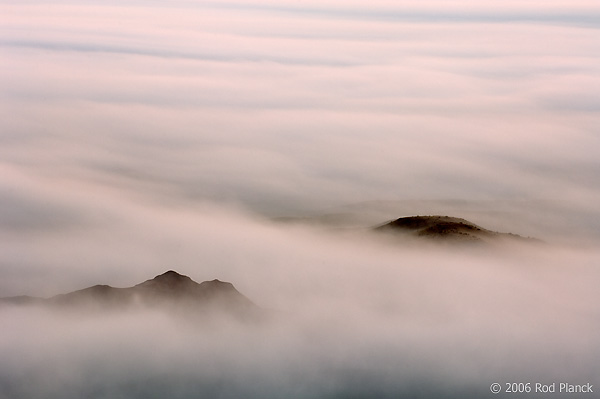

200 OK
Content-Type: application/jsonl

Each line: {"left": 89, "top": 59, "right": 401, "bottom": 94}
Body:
{"left": 376, "top": 215, "right": 538, "bottom": 244}
{"left": 135, "top": 270, "right": 196, "bottom": 291}
{"left": 1, "top": 271, "right": 262, "bottom": 321}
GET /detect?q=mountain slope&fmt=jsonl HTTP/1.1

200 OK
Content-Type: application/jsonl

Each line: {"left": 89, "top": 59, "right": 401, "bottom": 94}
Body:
{"left": 375, "top": 215, "right": 538, "bottom": 244}
{"left": 2, "top": 270, "right": 261, "bottom": 320}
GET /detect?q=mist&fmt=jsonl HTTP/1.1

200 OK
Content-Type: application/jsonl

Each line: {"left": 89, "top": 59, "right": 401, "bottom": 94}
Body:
{"left": 1, "top": 0, "right": 600, "bottom": 397}
{"left": 1, "top": 203, "right": 599, "bottom": 398}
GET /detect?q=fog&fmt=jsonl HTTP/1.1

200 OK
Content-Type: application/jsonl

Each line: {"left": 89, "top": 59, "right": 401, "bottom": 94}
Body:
{"left": 1, "top": 0, "right": 600, "bottom": 397}
{"left": 1, "top": 202, "right": 599, "bottom": 398}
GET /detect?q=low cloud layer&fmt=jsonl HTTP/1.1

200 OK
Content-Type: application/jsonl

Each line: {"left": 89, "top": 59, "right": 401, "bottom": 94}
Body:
{"left": 1, "top": 211, "right": 599, "bottom": 398}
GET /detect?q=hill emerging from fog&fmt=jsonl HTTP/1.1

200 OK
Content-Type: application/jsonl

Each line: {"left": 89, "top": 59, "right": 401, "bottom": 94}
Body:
{"left": 0, "top": 271, "right": 261, "bottom": 320}
{"left": 376, "top": 215, "right": 539, "bottom": 244}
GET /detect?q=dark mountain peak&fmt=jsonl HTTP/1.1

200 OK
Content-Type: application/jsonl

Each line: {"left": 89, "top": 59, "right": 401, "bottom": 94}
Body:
{"left": 155, "top": 270, "right": 191, "bottom": 281}
{"left": 1, "top": 271, "right": 263, "bottom": 322}
{"left": 385, "top": 215, "right": 481, "bottom": 230}
{"left": 136, "top": 270, "right": 195, "bottom": 289}
{"left": 376, "top": 215, "right": 537, "bottom": 244}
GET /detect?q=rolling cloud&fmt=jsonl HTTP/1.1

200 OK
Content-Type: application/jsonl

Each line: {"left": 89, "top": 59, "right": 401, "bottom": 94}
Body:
{"left": 1, "top": 0, "right": 599, "bottom": 397}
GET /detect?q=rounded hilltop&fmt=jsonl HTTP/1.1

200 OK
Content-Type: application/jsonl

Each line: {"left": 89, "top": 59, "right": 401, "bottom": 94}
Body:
{"left": 376, "top": 215, "right": 538, "bottom": 244}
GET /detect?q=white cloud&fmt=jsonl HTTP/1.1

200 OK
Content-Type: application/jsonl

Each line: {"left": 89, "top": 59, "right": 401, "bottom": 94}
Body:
{"left": 1, "top": 1, "right": 600, "bottom": 395}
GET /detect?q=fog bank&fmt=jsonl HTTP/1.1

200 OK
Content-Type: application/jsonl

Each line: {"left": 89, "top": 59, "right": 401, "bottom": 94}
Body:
{"left": 1, "top": 208, "right": 599, "bottom": 398}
